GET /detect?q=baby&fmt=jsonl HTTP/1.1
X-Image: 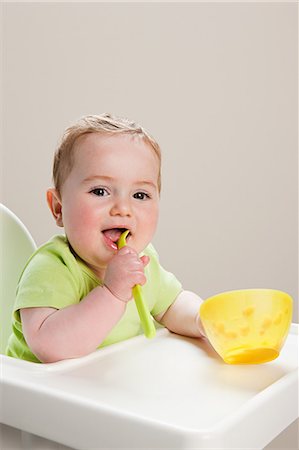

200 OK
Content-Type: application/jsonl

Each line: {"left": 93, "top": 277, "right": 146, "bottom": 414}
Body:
{"left": 6, "top": 114, "right": 206, "bottom": 363}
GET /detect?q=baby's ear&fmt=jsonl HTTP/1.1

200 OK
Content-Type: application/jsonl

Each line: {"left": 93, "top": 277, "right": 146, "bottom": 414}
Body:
{"left": 46, "top": 188, "right": 63, "bottom": 227}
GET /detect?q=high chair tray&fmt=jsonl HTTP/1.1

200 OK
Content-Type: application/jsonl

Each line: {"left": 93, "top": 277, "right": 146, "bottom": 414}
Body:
{"left": 1, "top": 324, "right": 298, "bottom": 450}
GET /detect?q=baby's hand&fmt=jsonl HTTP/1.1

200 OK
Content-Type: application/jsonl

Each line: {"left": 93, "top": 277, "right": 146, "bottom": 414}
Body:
{"left": 104, "top": 247, "right": 149, "bottom": 302}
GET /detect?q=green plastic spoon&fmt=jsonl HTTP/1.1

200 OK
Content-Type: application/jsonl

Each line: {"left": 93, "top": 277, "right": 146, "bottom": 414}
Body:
{"left": 118, "top": 230, "right": 156, "bottom": 339}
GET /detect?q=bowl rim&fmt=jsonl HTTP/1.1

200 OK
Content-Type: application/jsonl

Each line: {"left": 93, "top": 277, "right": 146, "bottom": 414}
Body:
{"left": 200, "top": 288, "right": 293, "bottom": 312}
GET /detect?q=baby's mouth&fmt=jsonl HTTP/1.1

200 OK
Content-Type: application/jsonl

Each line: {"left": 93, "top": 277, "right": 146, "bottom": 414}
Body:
{"left": 102, "top": 228, "right": 131, "bottom": 249}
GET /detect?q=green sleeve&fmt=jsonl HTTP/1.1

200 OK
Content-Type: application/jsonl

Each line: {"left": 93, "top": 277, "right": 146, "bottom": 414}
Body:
{"left": 13, "top": 236, "right": 82, "bottom": 315}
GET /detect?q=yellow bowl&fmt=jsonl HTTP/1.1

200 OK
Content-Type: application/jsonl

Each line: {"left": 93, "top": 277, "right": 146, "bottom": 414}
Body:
{"left": 200, "top": 289, "right": 293, "bottom": 364}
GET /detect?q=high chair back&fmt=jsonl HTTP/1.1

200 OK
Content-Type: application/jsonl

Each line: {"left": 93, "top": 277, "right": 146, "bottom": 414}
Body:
{"left": 0, "top": 204, "right": 37, "bottom": 353}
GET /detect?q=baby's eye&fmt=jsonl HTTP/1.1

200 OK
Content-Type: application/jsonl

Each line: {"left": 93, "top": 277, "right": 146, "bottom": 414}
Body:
{"left": 133, "top": 192, "right": 150, "bottom": 200}
{"left": 90, "top": 188, "right": 109, "bottom": 197}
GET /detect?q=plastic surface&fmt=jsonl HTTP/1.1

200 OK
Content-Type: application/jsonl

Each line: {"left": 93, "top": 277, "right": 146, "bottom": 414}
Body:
{"left": 117, "top": 229, "right": 156, "bottom": 339}
{"left": 200, "top": 289, "right": 293, "bottom": 364}
{"left": 1, "top": 325, "right": 298, "bottom": 449}
{"left": 0, "top": 204, "right": 37, "bottom": 353}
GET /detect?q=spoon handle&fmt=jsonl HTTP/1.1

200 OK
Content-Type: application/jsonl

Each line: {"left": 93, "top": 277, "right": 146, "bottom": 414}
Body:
{"left": 118, "top": 230, "right": 156, "bottom": 339}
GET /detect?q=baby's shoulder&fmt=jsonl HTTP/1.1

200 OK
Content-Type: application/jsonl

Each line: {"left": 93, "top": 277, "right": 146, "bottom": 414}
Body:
{"left": 22, "top": 234, "right": 76, "bottom": 274}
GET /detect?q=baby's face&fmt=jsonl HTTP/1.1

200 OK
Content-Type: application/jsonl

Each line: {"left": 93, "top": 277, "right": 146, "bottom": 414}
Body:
{"left": 59, "top": 132, "right": 160, "bottom": 279}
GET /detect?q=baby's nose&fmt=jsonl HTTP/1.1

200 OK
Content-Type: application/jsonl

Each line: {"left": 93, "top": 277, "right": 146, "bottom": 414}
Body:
{"left": 110, "top": 198, "right": 132, "bottom": 216}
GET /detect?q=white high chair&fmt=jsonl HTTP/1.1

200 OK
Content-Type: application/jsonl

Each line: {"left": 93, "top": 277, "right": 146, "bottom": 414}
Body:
{"left": 0, "top": 203, "right": 37, "bottom": 354}
{"left": 0, "top": 204, "right": 298, "bottom": 450}
{"left": 0, "top": 204, "right": 73, "bottom": 449}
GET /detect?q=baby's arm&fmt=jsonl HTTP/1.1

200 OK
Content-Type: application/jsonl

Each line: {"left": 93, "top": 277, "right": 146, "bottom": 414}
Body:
{"left": 21, "top": 247, "right": 149, "bottom": 363}
{"left": 154, "top": 290, "right": 206, "bottom": 338}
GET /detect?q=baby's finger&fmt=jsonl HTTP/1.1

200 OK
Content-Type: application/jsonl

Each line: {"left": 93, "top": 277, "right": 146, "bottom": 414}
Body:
{"left": 127, "top": 260, "right": 144, "bottom": 272}
{"left": 132, "top": 271, "right": 147, "bottom": 286}
{"left": 117, "top": 246, "right": 136, "bottom": 256}
{"left": 140, "top": 255, "right": 150, "bottom": 267}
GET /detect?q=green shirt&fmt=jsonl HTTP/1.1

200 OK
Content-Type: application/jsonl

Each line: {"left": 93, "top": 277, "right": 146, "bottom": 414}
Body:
{"left": 6, "top": 235, "right": 182, "bottom": 362}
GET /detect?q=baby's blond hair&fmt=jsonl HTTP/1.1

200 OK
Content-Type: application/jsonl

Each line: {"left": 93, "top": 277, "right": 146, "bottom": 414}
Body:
{"left": 53, "top": 113, "right": 162, "bottom": 193}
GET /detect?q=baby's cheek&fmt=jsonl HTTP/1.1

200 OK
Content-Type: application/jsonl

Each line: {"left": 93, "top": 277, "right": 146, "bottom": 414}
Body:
{"left": 139, "top": 212, "right": 158, "bottom": 249}
{"left": 74, "top": 205, "right": 94, "bottom": 227}
{"left": 65, "top": 211, "right": 98, "bottom": 254}
{"left": 148, "top": 207, "right": 159, "bottom": 234}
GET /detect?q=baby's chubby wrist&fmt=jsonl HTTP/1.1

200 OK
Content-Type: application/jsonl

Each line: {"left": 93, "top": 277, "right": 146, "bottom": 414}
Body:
{"left": 103, "top": 283, "right": 131, "bottom": 304}
{"left": 93, "top": 284, "right": 129, "bottom": 311}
